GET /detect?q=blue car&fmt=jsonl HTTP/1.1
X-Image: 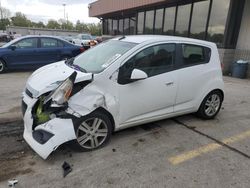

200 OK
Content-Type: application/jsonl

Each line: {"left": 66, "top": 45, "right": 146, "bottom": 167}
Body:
{"left": 0, "top": 35, "right": 85, "bottom": 73}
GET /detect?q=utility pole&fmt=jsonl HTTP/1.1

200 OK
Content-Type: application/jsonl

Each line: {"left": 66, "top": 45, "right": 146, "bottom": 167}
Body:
{"left": 62, "top": 3, "right": 66, "bottom": 20}
{"left": 62, "top": 3, "right": 66, "bottom": 30}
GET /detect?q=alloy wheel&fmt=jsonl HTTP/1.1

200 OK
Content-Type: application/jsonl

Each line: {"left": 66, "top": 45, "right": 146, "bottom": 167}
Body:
{"left": 204, "top": 94, "right": 221, "bottom": 116}
{"left": 76, "top": 117, "right": 108, "bottom": 149}
{"left": 0, "top": 61, "right": 4, "bottom": 72}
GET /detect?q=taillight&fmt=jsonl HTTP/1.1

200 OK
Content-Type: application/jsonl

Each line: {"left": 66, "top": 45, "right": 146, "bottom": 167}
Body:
{"left": 90, "top": 40, "right": 96, "bottom": 46}
{"left": 80, "top": 47, "right": 85, "bottom": 53}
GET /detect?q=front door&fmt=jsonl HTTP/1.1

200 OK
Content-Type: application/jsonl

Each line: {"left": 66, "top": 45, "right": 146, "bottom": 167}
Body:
{"left": 6, "top": 37, "right": 39, "bottom": 69}
{"left": 117, "top": 43, "right": 178, "bottom": 125}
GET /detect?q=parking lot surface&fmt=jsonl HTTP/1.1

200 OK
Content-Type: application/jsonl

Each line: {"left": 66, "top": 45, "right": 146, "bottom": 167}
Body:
{"left": 0, "top": 72, "right": 31, "bottom": 123}
{"left": 0, "top": 74, "right": 250, "bottom": 188}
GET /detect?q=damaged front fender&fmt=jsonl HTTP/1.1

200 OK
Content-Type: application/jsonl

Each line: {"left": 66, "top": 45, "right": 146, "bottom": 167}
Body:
{"left": 67, "top": 84, "right": 118, "bottom": 121}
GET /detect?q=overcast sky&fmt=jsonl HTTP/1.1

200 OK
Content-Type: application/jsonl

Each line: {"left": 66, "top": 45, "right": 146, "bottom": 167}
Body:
{"left": 1, "top": 0, "right": 99, "bottom": 24}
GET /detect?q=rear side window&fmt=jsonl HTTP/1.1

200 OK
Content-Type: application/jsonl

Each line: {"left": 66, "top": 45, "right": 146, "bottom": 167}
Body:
{"left": 181, "top": 44, "right": 211, "bottom": 66}
{"left": 41, "top": 38, "right": 63, "bottom": 48}
{"left": 57, "top": 40, "right": 64, "bottom": 47}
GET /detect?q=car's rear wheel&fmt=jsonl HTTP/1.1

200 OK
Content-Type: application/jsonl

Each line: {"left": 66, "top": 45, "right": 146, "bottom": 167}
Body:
{"left": 0, "top": 60, "right": 6, "bottom": 73}
{"left": 197, "top": 90, "right": 223, "bottom": 119}
{"left": 70, "top": 111, "right": 112, "bottom": 151}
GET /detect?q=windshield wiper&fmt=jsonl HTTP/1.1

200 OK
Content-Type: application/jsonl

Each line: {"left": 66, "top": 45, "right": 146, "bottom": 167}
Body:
{"left": 65, "top": 57, "right": 75, "bottom": 65}
{"left": 65, "top": 58, "right": 87, "bottom": 73}
{"left": 71, "top": 64, "right": 87, "bottom": 73}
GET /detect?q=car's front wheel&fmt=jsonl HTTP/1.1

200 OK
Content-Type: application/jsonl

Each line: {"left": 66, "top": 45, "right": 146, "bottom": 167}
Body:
{"left": 0, "top": 60, "right": 6, "bottom": 73}
{"left": 197, "top": 90, "right": 223, "bottom": 119}
{"left": 70, "top": 111, "right": 112, "bottom": 151}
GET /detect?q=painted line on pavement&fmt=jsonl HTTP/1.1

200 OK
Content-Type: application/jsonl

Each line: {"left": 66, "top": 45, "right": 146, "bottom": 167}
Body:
{"left": 169, "top": 119, "right": 250, "bottom": 165}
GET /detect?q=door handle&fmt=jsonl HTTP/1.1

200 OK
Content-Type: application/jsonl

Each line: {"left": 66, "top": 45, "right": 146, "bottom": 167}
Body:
{"left": 165, "top": 82, "right": 174, "bottom": 86}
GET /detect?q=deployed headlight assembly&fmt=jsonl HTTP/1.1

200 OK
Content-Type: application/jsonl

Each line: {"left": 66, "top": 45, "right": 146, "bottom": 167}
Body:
{"left": 44, "top": 71, "right": 77, "bottom": 105}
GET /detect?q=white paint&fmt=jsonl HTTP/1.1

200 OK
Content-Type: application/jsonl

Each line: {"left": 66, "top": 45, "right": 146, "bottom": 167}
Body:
{"left": 23, "top": 35, "right": 224, "bottom": 159}
{"left": 130, "top": 69, "right": 148, "bottom": 80}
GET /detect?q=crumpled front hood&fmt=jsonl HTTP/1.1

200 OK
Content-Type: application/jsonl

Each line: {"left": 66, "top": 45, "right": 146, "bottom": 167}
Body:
{"left": 26, "top": 61, "right": 93, "bottom": 98}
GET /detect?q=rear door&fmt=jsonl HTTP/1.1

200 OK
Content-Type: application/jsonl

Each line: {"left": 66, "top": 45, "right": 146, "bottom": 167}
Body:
{"left": 174, "top": 43, "right": 212, "bottom": 112}
{"left": 6, "top": 37, "right": 39, "bottom": 69}
{"left": 37, "top": 37, "right": 63, "bottom": 66}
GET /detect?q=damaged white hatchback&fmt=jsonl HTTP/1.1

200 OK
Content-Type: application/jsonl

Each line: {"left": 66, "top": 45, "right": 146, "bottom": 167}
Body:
{"left": 22, "top": 35, "right": 224, "bottom": 159}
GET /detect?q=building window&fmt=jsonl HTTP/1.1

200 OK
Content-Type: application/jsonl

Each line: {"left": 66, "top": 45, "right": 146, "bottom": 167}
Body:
{"left": 207, "top": 0, "right": 230, "bottom": 46}
{"left": 154, "top": 8, "right": 164, "bottom": 34}
{"left": 163, "top": 7, "right": 176, "bottom": 35}
{"left": 124, "top": 18, "right": 129, "bottom": 35}
{"left": 145, "top": 10, "right": 154, "bottom": 34}
{"left": 129, "top": 17, "right": 136, "bottom": 35}
{"left": 103, "top": 19, "right": 108, "bottom": 35}
{"left": 113, "top": 19, "right": 118, "bottom": 35}
{"left": 137, "top": 12, "right": 144, "bottom": 34}
{"left": 108, "top": 19, "right": 112, "bottom": 35}
{"left": 190, "top": 0, "right": 210, "bottom": 39}
{"left": 118, "top": 19, "right": 123, "bottom": 35}
{"left": 175, "top": 4, "right": 191, "bottom": 37}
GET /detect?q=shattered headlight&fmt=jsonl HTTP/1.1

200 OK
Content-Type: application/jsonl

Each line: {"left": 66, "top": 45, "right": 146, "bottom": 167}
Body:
{"left": 44, "top": 72, "right": 77, "bottom": 105}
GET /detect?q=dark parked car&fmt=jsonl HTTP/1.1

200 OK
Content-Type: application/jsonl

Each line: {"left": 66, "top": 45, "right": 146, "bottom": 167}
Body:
{"left": 0, "top": 35, "right": 85, "bottom": 73}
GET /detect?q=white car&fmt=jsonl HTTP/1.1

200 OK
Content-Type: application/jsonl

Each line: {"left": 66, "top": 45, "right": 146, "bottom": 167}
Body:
{"left": 72, "top": 34, "right": 97, "bottom": 47}
{"left": 22, "top": 35, "right": 224, "bottom": 159}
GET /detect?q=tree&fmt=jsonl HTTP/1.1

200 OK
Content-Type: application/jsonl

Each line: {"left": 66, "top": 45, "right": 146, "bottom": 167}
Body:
{"left": 75, "top": 20, "right": 88, "bottom": 33}
{"left": 0, "top": 7, "right": 11, "bottom": 30}
{"left": 47, "top": 19, "right": 61, "bottom": 29}
{"left": 58, "top": 19, "right": 74, "bottom": 30}
{"left": 11, "top": 12, "right": 31, "bottom": 27}
{"left": 0, "top": 7, "right": 11, "bottom": 19}
{"left": 36, "top": 21, "right": 45, "bottom": 28}
{"left": 87, "top": 23, "right": 101, "bottom": 36}
{"left": 30, "top": 21, "right": 45, "bottom": 28}
{"left": 0, "top": 18, "right": 10, "bottom": 30}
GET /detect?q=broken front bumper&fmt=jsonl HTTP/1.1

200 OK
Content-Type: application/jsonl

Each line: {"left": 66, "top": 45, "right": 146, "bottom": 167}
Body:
{"left": 22, "top": 91, "right": 77, "bottom": 159}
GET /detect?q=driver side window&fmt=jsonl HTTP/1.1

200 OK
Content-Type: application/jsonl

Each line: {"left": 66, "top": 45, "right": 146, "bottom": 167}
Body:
{"left": 118, "top": 43, "right": 176, "bottom": 84}
{"left": 14, "top": 38, "right": 38, "bottom": 49}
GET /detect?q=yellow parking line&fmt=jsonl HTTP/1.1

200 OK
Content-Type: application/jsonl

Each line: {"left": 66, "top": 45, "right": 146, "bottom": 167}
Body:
{"left": 168, "top": 130, "right": 250, "bottom": 165}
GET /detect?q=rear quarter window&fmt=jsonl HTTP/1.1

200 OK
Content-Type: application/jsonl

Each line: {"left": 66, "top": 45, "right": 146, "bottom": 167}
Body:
{"left": 181, "top": 44, "right": 211, "bottom": 66}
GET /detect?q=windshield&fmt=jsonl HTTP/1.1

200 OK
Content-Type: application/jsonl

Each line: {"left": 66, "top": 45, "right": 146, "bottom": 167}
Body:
{"left": 81, "top": 35, "right": 92, "bottom": 40}
{"left": 1, "top": 38, "right": 20, "bottom": 48}
{"left": 71, "top": 40, "right": 137, "bottom": 73}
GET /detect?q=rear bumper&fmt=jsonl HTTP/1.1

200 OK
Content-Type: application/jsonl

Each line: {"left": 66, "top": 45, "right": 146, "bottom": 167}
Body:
{"left": 22, "top": 92, "right": 76, "bottom": 160}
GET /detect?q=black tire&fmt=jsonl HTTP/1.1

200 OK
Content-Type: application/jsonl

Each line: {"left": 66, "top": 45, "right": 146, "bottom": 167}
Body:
{"left": 69, "top": 111, "right": 112, "bottom": 152}
{"left": 0, "top": 59, "right": 6, "bottom": 74}
{"left": 196, "top": 90, "right": 223, "bottom": 119}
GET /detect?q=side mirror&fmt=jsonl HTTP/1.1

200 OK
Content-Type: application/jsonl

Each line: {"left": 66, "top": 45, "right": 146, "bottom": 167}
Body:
{"left": 130, "top": 69, "right": 148, "bottom": 81}
{"left": 9, "top": 45, "right": 16, "bottom": 51}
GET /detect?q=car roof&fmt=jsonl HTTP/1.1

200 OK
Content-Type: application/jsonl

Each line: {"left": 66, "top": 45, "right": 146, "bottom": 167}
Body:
{"left": 112, "top": 35, "right": 215, "bottom": 47}
{"left": 1, "top": 35, "right": 74, "bottom": 47}
{"left": 19, "top": 35, "right": 64, "bottom": 39}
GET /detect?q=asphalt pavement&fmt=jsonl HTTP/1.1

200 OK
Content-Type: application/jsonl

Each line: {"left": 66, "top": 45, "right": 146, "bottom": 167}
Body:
{"left": 0, "top": 73, "right": 250, "bottom": 188}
